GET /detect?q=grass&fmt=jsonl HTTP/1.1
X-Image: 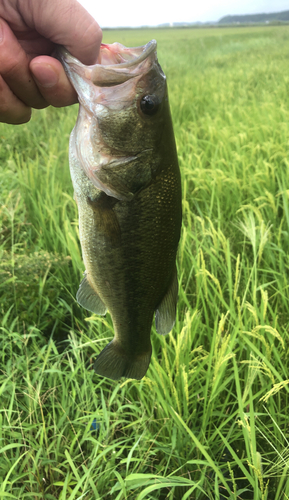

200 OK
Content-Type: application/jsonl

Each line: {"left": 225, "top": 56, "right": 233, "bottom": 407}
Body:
{"left": 1, "top": 24, "right": 289, "bottom": 499}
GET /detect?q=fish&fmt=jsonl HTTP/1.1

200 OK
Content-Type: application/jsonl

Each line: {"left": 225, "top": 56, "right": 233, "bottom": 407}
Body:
{"left": 57, "top": 39, "right": 182, "bottom": 380}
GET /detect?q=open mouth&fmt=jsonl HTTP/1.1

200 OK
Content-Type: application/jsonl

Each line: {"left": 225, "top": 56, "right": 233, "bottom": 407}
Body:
{"left": 57, "top": 40, "right": 156, "bottom": 70}
{"left": 96, "top": 40, "right": 157, "bottom": 68}
{"left": 57, "top": 39, "right": 159, "bottom": 88}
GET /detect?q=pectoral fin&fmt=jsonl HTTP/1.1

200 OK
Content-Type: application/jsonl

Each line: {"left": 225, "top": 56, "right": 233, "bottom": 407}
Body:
{"left": 76, "top": 273, "right": 107, "bottom": 315}
{"left": 155, "top": 266, "right": 178, "bottom": 335}
{"left": 87, "top": 193, "right": 121, "bottom": 247}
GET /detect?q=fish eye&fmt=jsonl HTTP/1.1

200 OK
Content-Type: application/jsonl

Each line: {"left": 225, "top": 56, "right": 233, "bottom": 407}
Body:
{"left": 140, "top": 95, "right": 160, "bottom": 116}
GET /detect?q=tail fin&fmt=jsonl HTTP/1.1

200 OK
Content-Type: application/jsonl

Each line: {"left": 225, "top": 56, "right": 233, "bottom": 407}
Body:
{"left": 93, "top": 340, "right": 152, "bottom": 380}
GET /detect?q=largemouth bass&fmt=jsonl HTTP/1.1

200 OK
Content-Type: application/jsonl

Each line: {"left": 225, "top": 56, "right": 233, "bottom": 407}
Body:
{"left": 58, "top": 40, "right": 182, "bottom": 380}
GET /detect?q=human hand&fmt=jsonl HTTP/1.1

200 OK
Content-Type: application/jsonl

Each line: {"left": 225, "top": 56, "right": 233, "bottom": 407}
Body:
{"left": 0, "top": 0, "right": 102, "bottom": 124}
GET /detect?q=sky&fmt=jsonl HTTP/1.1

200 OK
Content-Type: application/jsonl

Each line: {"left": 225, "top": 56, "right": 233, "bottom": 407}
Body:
{"left": 78, "top": 0, "right": 288, "bottom": 28}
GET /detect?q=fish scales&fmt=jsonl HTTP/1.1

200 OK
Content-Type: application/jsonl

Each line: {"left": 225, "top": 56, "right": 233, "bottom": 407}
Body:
{"left": 58, "top": 40, "right": 182, "bottom": 380}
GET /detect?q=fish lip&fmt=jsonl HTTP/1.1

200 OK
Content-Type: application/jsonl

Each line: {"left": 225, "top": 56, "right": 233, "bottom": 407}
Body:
{"left": 56, "top": 39, "right": 157, "bottom": 72}
{"left": 56, "top": 40, "right": 159, "bottom": 90}
{"left": 98, "top": 39, "right": 157, "bottom": 69}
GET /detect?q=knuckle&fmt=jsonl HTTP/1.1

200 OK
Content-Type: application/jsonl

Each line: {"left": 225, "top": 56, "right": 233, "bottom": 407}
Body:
{"left": 0, "top": 50, "right": 25, "bottom": 77}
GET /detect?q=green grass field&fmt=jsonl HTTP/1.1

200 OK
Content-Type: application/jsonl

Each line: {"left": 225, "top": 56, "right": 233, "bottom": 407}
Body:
{"left": 1, "top": 25, "right": 289, "bottom": 499}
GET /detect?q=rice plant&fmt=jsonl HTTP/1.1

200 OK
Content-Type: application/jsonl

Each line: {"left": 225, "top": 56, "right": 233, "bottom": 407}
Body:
{"left": 1, "top": 25, "right": 289, "bottom": 499}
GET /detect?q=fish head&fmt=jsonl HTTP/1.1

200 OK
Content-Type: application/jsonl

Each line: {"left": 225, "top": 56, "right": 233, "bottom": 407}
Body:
{"left": 57, "top": 40, "right": 172, "bottom": 199}
{"left": 58, "top": 40, "right": 168, "bottom": 153}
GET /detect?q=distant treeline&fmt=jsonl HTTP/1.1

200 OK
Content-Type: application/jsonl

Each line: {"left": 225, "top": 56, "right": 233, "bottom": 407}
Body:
{"left": 219, "top": 10, "right": 289, "bottom": 24}
{"left": 102, "top": 10, "right": 289, "bottom": 31}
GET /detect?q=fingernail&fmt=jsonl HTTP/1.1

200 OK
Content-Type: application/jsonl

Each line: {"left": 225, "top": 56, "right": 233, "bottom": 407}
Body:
{"left": 31, "top": 63, "right": 59, "bottom": 88}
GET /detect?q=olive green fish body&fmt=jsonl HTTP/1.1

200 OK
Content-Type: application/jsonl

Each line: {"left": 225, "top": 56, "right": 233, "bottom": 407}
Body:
{"left": 58, "top": 40, "right": 182, "bottom": 380}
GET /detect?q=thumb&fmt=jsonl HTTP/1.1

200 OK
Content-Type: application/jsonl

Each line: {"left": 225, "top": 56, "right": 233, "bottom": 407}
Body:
{"left": 16, "top": 0, "right": 102, "bottom": 64}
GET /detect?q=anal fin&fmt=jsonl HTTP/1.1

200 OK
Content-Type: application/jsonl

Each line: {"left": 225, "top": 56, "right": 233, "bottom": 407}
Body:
{"left": 76, "top": 273, "right": 107, "bottom": 315}
{"left": 155, "top": 265, "right": 178, "bottom": 335}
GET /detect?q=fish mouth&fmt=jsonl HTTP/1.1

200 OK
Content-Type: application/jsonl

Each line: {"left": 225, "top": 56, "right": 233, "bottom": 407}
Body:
{"left": 96, "top": 40, "right": 157, "bottom": 68}
{"left": 56, "top": 40, "right": 159, "bottom": 87}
